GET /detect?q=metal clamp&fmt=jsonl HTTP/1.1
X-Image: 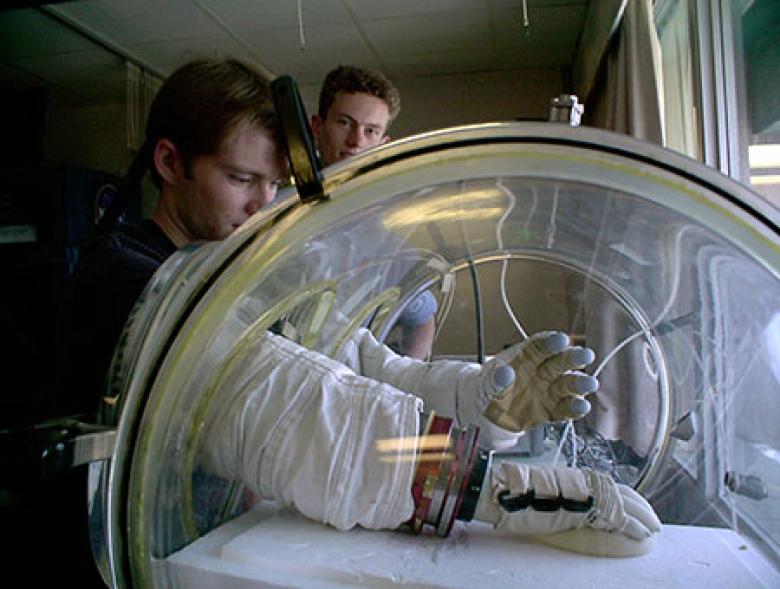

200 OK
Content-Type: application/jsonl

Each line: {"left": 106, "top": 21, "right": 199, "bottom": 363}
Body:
{"left": 549, "top": 94, "right": 584, "bottom": 127}
{"left": 1, "top": 416, "right": 117, "bottom": 480}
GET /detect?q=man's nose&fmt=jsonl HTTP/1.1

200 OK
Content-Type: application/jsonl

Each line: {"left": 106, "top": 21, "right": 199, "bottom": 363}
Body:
{"left": 246, "top": 183, "right": 277, "bottom": 215}
{"left": 346, "top": 124, "right": 362, "bottom": 147}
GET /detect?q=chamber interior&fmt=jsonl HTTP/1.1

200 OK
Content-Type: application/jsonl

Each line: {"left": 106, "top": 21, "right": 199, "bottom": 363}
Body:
{"left": 97, "top": 141, "right": 780, "bottom": 587}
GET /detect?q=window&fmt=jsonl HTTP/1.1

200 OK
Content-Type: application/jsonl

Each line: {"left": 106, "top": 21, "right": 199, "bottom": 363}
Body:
{"left": 656, "top": 0, "right": 779, "bottom": 209}
{"left": 736, "top": 0, "right": 780, "bottom": 206}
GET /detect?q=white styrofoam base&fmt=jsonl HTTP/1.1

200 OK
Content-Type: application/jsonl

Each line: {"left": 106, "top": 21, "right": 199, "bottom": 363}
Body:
{"left": 165, "top": 502, "right": 779, "bottom": 589}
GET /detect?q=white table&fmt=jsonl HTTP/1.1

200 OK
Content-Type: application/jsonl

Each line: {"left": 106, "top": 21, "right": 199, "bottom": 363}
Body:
{"left": 166, "top": 503, "right": 779, "bottom": 589}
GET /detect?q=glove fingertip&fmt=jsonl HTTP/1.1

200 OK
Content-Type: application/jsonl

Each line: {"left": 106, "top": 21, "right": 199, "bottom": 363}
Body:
{"left": 544, "top": 331, "right": 569, "bottom": 354}
{"left": 575, "top": 374, "right": 599, "bottom": 394}
{"left": 569, "top": 347, "right": 595, "bottom": 367}
{"left": 569, "top": 396, "right": 591, "bottom": 417}
{"left": 623, "top": 518, "right": 653, "bottom": 541}
{"left": 492, "top": 364, "right": 515, "bottom": 390}
{"left": 621, "top": 488, "right": 662, "bottom": 532}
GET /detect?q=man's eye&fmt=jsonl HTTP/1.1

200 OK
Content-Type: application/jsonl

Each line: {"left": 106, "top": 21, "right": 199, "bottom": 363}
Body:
{"left": 366, "top": 128, "right": 378, "bottom": 137}
{"left": 230, "top": 174, "right": 253, "bottom": 184}
{"left": 337, "top": 118, "right": 350, "bottom": 127}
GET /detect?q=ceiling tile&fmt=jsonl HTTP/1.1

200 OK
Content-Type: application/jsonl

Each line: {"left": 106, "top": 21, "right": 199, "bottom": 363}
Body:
{"left": 51, "top": 0, "right": 224, "bottom": 45}
{"left": 492, "top": 0, "right": 587, "bottom": 7}
{"left": 343, "top": 0, "right": 484, "bottom": 20}
{"left": 361, "top": 11, "right": 490, "bottom": 55}
{"left": 239, "top": 24, "right": 376, "bottom": 69}
{"left": 13, "top": 49, "right": 126, "bottom": 104}
{"left": 126, "top": 36, "right": 262, "bottom": 76}
{"left": 0, "top": 9, "right": 98, "bottom": 58}
{"left": 1, "top": 1, "right": 591, "bottom": 111}
{"left": 202, "top": 0, "right": 352, "bottom": 32}
{"left": 493, "top": 4, "right": 587, "bottom": 50}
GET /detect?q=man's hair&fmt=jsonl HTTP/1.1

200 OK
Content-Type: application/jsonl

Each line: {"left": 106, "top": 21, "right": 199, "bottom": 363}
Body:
{"left": 318, "top": 65, "right": 400, "bottom": 124}
{"left": 146, "top": 58, "right": 279, "bottom": 186}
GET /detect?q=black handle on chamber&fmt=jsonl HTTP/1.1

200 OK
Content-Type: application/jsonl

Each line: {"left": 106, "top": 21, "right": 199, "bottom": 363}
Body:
{"left": 0, "top": 416, "right": 116, "bottom": 481}
{"left": 271, "top": 75, "right": 326, "bottom": 203}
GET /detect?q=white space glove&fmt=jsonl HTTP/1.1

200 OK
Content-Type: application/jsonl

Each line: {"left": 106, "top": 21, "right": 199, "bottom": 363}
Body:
{"left": 475, "top": 461, "right": 661, "bottom": 542}
{"left": 482, "top": 331, "right": 598, "bottom": 432}
{"left": 340, "top": 328, "right": 519, "bottom": 449}
{"left": 340, "top": 329, "right": 597, "bottom": 449}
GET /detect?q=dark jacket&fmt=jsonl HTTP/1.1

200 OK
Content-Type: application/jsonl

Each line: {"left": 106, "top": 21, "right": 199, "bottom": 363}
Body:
{"left": 59, "top": 219, "right": 176, "bottom": 418}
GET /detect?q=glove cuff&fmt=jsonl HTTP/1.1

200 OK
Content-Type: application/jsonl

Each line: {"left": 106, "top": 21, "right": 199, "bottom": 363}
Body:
{"left": 408, "top": 413, "right": 483, "bottom": 537}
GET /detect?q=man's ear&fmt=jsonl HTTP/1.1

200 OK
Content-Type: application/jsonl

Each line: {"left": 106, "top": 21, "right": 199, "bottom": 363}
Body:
{"left": 153, "top": 138, "right": 184, "bottom": 185}
{"left": 311, "top": 114, "right": 321, "bottom": 139}
{"left": 380, "top": 134, "right": 390, "bottom": 145}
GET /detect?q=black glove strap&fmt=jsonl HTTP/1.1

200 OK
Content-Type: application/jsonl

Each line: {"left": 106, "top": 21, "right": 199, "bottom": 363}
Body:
{"left": 497, "top": 489, "right": 594, "bottom": 513}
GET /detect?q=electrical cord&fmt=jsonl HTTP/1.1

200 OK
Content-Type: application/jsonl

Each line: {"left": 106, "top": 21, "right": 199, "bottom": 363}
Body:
{"left": 468, "top": 258, "right": 485, "bottom": 364}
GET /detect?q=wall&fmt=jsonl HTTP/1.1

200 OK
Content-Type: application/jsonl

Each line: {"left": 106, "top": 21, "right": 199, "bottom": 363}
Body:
{"left": 43, "top": 102, "right": 164, "bottom": 216}
{"left": 43, "top": 102, "right": 130, "bottom": 176}
{"left": 391, "top": 68, "right": 564, "bottom": 137}
{"left": 39, "top": 66, "right": 565, "bottom": 212}
{"left": 300, "top": 67, "right": 564, "bottom": 140}
{"left": 41, "top": 67, "right": 565, "bottom": 172}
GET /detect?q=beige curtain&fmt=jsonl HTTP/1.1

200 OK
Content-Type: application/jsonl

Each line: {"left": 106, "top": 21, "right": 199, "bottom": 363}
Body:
{"left": 585, "top": 0, "right": 665, "bottom": 144}
{"left": 126, "top": 61, "right": 163, "bottom": 152}
{"left": 578, "top": 1, "right": 667, "bottom": 458}
{"left": 126, "top": 61, "right": 164, "bottom": 215}
{"left": 656, "top": 0, "right": 702, "bottom": 159}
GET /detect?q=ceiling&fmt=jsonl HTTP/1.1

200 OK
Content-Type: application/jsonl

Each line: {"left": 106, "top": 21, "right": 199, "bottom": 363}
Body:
{"left": 0, "top": 0, "right": 590, "bottom": 108}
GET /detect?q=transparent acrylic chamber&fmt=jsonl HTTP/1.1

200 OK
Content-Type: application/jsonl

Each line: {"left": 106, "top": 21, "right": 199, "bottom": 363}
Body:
{"left": 90, "top": 124, "right": 780, "bottom": 588}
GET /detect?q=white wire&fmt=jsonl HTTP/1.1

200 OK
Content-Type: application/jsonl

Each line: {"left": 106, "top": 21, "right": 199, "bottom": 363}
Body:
{"left": 549, "top": 419, "right": 579, "bottom": 467}
{"left": 499, "top": 262, "right": 528, "bottom": 339}
{"left": 591, "top": 225, "right": 694, "bottom": 379}
{"left": 493, "top": 185, "right": 694, "bottom": 470}
{"left": 522, "top": 185, "right": 539, "bottom": 235}
{"left": 552, "top": 419, "right": 572, "bottom": 465}
{"left": 297, "top": 0, "right": 306, "bottom": 49}
{"left": 521, "top": 0, "right": 530, "bottom": 32}
{"left": 566, "top": 225, "right": 689, "bottom": 497}
{"left": 570, "top": 424, "right": 577, "bottom": 468}
{"left": 546, "top": 184, "right": 559, "bottom": 249}
{"left": 495, "top": 179, "right": 528, "bottom": 340}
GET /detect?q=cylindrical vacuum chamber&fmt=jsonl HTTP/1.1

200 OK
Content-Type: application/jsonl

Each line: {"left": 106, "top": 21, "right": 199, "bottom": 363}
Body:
{"left": 88, "top": 123, "right": 780, "bottom": 588}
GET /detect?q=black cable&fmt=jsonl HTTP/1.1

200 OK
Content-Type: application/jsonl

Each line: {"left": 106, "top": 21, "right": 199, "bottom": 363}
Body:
{"left": 467, "top": 258, "right": 484, "bottom": 364}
